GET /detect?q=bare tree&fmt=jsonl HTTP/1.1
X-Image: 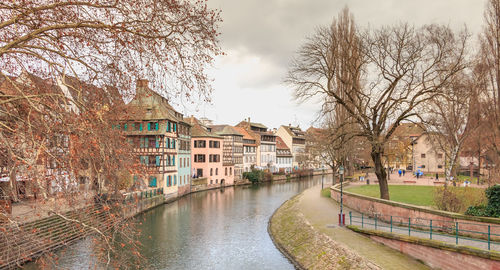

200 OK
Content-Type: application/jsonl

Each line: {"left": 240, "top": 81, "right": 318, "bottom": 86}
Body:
{"left": 423, "top": 71, "right": 479, "bottom": 181}
{"left": 0, "top": 0, "right": 221, "bottom": 268}
{"left": 286, "top": 7, "right": 468, "bottom": 199}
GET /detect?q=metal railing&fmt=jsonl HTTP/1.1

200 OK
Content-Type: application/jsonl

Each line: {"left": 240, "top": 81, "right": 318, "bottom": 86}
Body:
{"left": 349, "top": 212, "right": 500, "bottom": 251}
{"left": 124, "top": 187, "right": 164, "bottom": 201}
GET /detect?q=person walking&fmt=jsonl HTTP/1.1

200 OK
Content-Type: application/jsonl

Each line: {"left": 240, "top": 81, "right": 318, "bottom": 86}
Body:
{"left": 398, "top": 169, "right": 402, "bottom": 177}
{"left": 402, "top": 169, "right": 406, "bottom": 176}
{"left": 435, "top": 173, "right": 439, "bottom": 180}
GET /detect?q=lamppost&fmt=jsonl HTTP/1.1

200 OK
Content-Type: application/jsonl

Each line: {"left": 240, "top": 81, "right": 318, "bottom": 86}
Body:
{"left": 339, "top": 165, "right": 345, "bottom": 226}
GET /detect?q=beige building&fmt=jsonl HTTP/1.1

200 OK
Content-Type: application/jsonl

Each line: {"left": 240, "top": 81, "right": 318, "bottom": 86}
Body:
{"left": 276, "top": 125, "right": 306, "bottom": 169}
{"left": 236, "top": 119, "right": 277, "bottom": 172}
{"left": 412, "top": 133, "right": 445, "bottom": 174}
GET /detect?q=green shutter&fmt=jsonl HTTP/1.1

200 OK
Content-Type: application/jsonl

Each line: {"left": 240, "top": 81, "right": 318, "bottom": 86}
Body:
{"left": 172, "top": 156, "right": 175, "bottom": 166}
{"left": 155, "top": 156, "right": 160, "bottom": 166}
{"left": 145, "top": 156, "right": 149, "bottom": 165}
{"left": 147, "top": 122, "right": 151, "bottom": 131}
{"left": 144, "top": 137, "right": 149, "bottom": 148}
{"left": 155, "top": 122, "right": 159, "bottom": 130}
{"left": 167, "top": 138, "right": 170, "bottom": 149}
{"left": 140, "top": 137, "right": 144, "bottom": 148}
{"left": 139, "top": 123, "right": 143, "bottom": 131}
{"left": 173, "top": 123, "right": 177, "bottom": 132}
{"left": 124, "top": 123, "right": 128, "bottom": 130}
{"left": 155, "top": 137, "right": 159, "bottom": 148}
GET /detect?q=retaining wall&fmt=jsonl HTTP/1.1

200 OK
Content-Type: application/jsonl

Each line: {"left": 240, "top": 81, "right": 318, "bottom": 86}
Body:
{"left": 348, "top": 226, "right": 500, "bottom": 270}
{"left": 331, "top": 183, "right": 500, "bottom": 240}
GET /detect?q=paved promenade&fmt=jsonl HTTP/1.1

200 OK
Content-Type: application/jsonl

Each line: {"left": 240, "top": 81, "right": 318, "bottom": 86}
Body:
{"left": 296, "top": 184, "right": 429, "bottom": 270}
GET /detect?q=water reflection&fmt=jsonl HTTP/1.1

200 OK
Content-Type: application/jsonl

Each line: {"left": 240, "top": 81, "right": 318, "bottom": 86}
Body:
{"left": 42, "top": 176, "right": 322, "bottom": 269}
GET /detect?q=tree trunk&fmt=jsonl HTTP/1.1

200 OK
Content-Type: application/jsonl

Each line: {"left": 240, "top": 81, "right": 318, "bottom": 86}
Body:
{"left": 330, "top": 165, "right": 337, "bottom": 185}
{"left": 371, "top": 150, "right": 389, "bottom": 200}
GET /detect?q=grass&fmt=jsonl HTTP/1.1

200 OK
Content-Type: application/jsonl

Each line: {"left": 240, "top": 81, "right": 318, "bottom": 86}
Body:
{"left": 320, "top": 188, "right": 331, "bottom": 198}
{"left": 345, "top": 185, "right": 436, "bottom": 207}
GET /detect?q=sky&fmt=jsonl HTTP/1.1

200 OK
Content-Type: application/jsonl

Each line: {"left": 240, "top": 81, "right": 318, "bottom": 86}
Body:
{"left": 177, "top": 0, "right": 487, "bottom": 130}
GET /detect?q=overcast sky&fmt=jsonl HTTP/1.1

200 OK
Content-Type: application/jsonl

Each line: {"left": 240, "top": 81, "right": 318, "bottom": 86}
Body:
{"left": 178, "top": 0, "right": 486, "bottom": 130}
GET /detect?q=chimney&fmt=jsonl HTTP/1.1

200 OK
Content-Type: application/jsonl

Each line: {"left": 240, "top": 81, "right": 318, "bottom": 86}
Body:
{"left": 289, "top": 123, "right": 291, "bottom": 127}
{"left": 136, "top": 79, "right": 149, "bottom": 89}
{"left": 248, "top": 117, "right": 251, "bottom": 123}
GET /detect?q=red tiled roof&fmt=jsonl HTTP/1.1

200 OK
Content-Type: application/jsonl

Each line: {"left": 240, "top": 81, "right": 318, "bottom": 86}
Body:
{"left": 276, "top": 136, "right": 289, "bottom": 150}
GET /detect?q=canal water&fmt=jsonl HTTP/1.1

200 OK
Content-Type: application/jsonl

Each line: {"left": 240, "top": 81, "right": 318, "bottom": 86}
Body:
{"left": 38, "top": 176, "right": 325, "bottom": 269}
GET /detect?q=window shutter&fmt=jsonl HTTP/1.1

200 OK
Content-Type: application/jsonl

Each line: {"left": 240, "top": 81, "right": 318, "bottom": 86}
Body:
{"left": 172, "top": 156, "right": 175, "bottom": 166}
{"left": 147, "top": 122, "right": 151, "bottom": 131}
{"left": 174, "top": 175, "right": 177, "bottom": 185}
{"left": 145, "top": 156, "right": 149, "bottom": 165}
{"left": 155, "top": 122, "right": 159, "bottom": 130}
{"left": 145, "top": 137, "right": 149, "bottom": 148}
{"left": 156, "top": 156, "right": 160, "bottom": 166}
{"left": 166, "top": 138, "right": 170, "bottom": 148}
{"left": 167, "top": 122, "right": 170, "bottom": 132}
{"left": 140, "top": 138, "right": 144, "bottom": 148}
{"left": 139, "top": 123, "right": 143, "bottom": 131}
{"left": 174, "top": 123, "right": 177, "bottom": 132}
{"left": 155, "top": 137, "right": 159, "bottom": 148}
{"left": 124, "top": 123, "right": 128, "bottom": 130}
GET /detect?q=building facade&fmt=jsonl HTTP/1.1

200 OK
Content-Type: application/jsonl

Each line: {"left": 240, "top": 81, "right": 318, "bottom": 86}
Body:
{"left": 123, "top": 79, "right": 182, "bottom": 196}
{"left": 236, "top": 118, "right": 277, "bottom": 172}
{"left": 412, "top": 133, "right": 445, "bottom": 174}
{"left": 210, "top": 125, "right": 244, "bottom": 179}
{"left": 177, "top": 120, "right": 191, "bottom": 196}
{"left": 234, "top": 127, "right": 257, "bottom": 172}
{"left": 276, "top": 137, "right": 293, "bottom": 173}
{"left": 276, "top": 125, "right": 306, "bottom": 169}
{"left": 187, "top": 117, "right": 234, "bottom": 186}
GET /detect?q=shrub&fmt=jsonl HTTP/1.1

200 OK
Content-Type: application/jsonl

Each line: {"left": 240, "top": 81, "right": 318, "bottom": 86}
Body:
{"left": 242, "top": 169, "right": 264, "bottom": 184}
{"left": 467, "top": 185, "right": 500, "bottom": 218}
{"left": 434, "top": 186, "right": 487, "bottom": 213}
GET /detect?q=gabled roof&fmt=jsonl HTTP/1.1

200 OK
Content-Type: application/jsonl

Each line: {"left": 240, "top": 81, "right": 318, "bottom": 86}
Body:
{"left": 276, "top": 136, "right": 290, "bottom": 150}
{"left": 185, "top": 116, "right": 223, "bottom": 138}
{"left": 281, "top": 125, "right": 305, "bottom": 139}
{"left": 124, "top": 81, "right": 181, "bottom": 122}
{"left": 210, "top": 125, "right": 243, "bottom": 136}
{"left": 233, "top": 126, "right": 257, "bottom": 146}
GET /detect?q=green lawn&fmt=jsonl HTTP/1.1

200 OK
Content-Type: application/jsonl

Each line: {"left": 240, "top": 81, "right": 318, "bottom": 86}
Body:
{"left": 345, "top": 185, "right": 436, "bottom": 207}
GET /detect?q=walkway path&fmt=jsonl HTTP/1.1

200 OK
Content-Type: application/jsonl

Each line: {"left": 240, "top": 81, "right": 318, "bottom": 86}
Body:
{"left": 296, "top": 184, "right": 429, "bottom": 270}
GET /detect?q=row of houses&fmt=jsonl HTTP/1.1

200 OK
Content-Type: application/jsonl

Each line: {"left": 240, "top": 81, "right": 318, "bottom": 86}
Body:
{"left": 122, "top": 80, "right": 309, "bottom": 197}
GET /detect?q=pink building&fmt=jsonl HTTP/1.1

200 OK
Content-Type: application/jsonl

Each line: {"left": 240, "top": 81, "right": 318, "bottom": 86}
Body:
{"left": 186, "top": 117, "right": 234, "bottom": 187}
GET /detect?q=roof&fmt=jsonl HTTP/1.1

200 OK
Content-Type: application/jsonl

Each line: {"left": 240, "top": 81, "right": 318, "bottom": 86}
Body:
{"left": 185, "top": 116, "right": 223, "bottom": 138}
{"left": 124, "top": 83, "right": 181, "bottom": 122}
{"left": 390, "top": 122, "right": 426, "bottom": 139}
{"left": 276, "top": 137, "right": 290, "bottom": 150}
{"left": 233, "top": 126, "right": 257, "bottom": 146}
{"left": 210, "top": 125, "right": 243, "bottom": 136}
{"left": 249, "top": 122, "right": 267, "bottom": 129}
{"left": 281, "top": 125, "right": 306, "bottom": 139}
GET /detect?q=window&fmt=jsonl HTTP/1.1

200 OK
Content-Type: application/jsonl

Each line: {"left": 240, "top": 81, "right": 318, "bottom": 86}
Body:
{"left": 438, "top": 165, "right": 443, "bottom": 169}
{"left": 210, "top": 168, "right": 213, "bottom": 176}
{"left": 421, "top": 165, "right": 426, "bottom": 168}
{"left": 216, "top": 168, "right": 218, "bottom": 175}
{"left": 194, "top": 154, "right": 206, "bottom": 162}
{"left": 174, "top": 175, "right": 177, "bottom": 185}
{"left": 216, "top": 179, "right": 218, "bottom": 184}
{"left": 438, "top": 153, "right": 443, "bottom": 159}
{"left": 230, "top": 167, "right": 232, "bottom": 175}
{"left": 149, "top": 176, "right": 157, "bottom": 187}
{"left": 209, "top": 140, "right": 220, "bottom": 148}
{"left": 225, "top": 167, "right": 228, "bottom": 176}
{"left": 166, "top": 121, "right": 171, "bottom": 132}
{"left": 194, "top": 140, "right": 206, "bottom": 148}
{"left": 209, "top": 154, "right": 220, "bottom": 162}
{"left": 155, "top": 156, "right": 161, "bottom": 166}
{"left": 173, "top": 123, "right": 177, "bottom": 132}
{"left": 196, "top": 168, "right": 203, "bottom": 178}
{"left": 421, "top": 154, "right": 426, "bottom": 158}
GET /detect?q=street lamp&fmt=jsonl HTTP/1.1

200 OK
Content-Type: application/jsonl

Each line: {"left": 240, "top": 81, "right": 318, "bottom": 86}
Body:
{"left": 339, "top": 165, "right": 345, "bottom": 226}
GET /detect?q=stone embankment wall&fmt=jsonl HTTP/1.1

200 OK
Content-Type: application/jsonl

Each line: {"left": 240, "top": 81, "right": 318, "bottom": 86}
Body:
{"left": 268, "top": 194, "right": 380, "bottom": 270}
{"left": 348, "top": 226, "right": 500, "bottom": 270}
{"left": 330, "top": 183, "right": 500, "bottom": 240}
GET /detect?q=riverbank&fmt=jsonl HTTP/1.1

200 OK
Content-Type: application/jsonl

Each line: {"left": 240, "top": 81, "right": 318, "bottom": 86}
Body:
{"left": 269, "top": 184, "right": 430, "bottom": 270}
